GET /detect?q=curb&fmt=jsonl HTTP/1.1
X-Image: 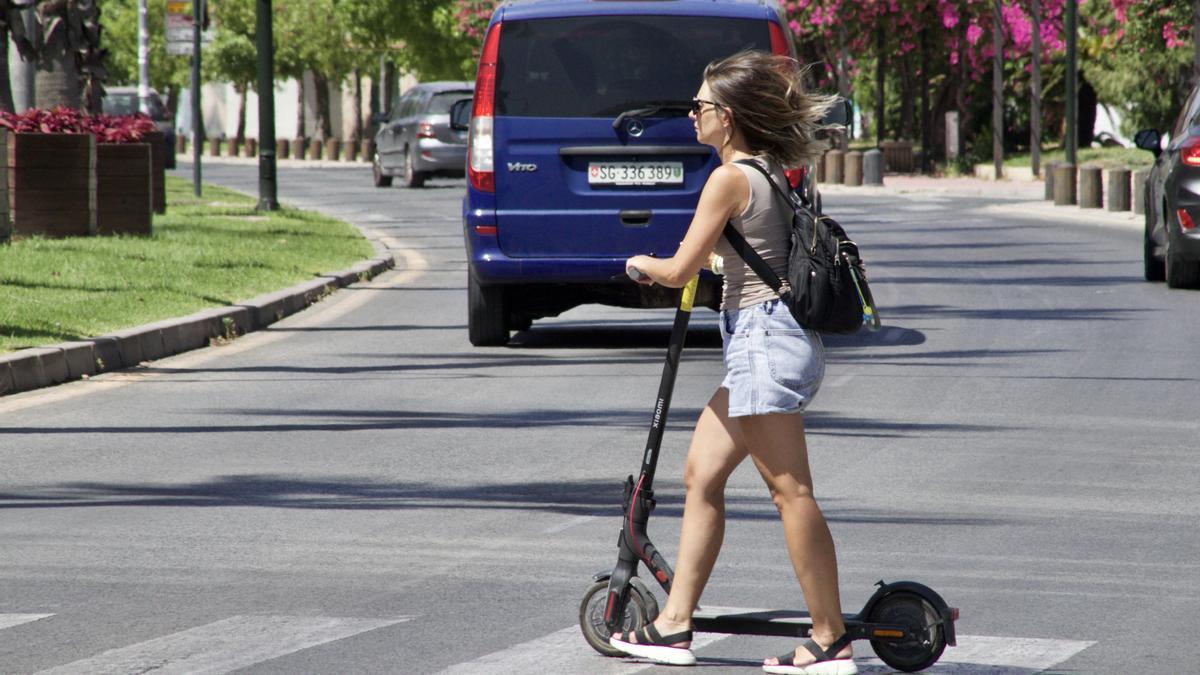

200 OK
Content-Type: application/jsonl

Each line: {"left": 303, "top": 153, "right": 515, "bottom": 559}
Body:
{"left": 1, "top": 254, "right": 394, "bottom": 398}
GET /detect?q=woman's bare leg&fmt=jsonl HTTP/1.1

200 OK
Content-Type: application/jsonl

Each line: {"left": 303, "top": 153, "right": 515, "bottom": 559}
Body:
{"left": 741, "top": 412, "right": 851, "bottom": 666}
{"left": 626, "top": 387, "right": 748, "bottom": 646}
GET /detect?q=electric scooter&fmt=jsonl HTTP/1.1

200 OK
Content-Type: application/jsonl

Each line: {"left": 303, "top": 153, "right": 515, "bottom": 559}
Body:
{"left": 579, "top": 272, "right": 956, "bottom": 672}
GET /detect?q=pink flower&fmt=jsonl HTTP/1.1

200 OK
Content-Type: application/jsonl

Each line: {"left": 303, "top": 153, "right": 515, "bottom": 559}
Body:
{"left": 966, "top": 23, "right": 983, "bottom": 46}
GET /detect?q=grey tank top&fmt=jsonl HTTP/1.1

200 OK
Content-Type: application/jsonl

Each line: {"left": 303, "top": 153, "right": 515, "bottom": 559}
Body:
{"left": 712, "top": 157, "right": 791, "bottom": 310}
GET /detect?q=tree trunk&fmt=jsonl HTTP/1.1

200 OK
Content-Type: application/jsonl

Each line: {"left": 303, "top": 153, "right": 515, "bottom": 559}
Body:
{"left": 0, "top": 33, "right": 14, "bottom": 113}
{"left": 993, "top": 0, "right": 1004, "bottom": 179}
{"left": 313, "top": 71, "right": 332, "bottom": 140}
{"left": 837, "top": 22, "right": 850, "bottom": 147}
{"left": 1194, "top": 0, "right": 1200, "bottom": 85}
{"left": 296, "top": 73, "right": 306, "bottom": 139}
{"left": 899, "top": 52, "right": 914, "bottom": 140}
{"left": 235, "top": 83, "right": 247, "bottom": 144}
{"left": 875, "top": 27, "right": 885, "bottom": 145}
{"left": 1031, "top": 0, "right": 1043, "bottom": 177}
{"left": 919, "top": 27, "right": 931, "bottom": 169}
{"left": 352, "top": 67, "right": 363, "bottom": 145}
{"left": 35, "top": 52, "right": 80, "bottom": 109}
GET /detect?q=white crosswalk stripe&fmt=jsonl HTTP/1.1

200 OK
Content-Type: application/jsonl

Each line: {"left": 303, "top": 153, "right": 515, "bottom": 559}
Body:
{"left": 0, "top": 613, "right": 54, "bottom": 630}
{"left": 434, "top": 625, "right": 731, "bottom": 674}
{"left": 33, "top": 614, "right": 412, "bottom": 675}
{"left": 436, "top": 627, "right": 1093, "bottom": 675}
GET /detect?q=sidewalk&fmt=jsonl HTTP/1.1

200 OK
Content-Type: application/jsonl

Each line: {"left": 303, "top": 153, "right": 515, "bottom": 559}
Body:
{"left": 818, "top": 174, "right": 1141, "bottom": 230}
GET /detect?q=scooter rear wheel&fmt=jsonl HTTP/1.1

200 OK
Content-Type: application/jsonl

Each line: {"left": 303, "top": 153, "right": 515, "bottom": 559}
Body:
{"left": 868, "top": 590, "right": 946, "bottom": 672}
{"left": 579, "top": 578, "right": 660, "bottom": 656}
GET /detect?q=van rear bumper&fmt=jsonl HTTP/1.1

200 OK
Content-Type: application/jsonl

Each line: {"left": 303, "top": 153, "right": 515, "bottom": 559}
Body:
{"left": 467, "top": 231, "right": 630, "bottom": 284}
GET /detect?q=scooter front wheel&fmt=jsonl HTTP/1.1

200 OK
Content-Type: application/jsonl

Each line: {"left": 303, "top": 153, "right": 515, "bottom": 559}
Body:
{"left": 579, "top": 578, "right": 660, "bottom": 656}
{"left": 868, "top": 590, "right": 947, "bottom": 672}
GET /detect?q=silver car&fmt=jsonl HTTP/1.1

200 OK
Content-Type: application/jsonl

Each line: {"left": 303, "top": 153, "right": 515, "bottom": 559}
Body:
{"left": 372, "top": 81, "right": 473, "bottom": 188}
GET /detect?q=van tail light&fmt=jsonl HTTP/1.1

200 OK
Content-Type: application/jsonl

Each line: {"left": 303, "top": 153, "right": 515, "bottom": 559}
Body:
{"left": 417, "top": 122, "right": 435, "bottom": 139}
{"left": 785, "top": 167, "right": 805, "bottom": 189}
{"left": 468, "top": 22, "right": 502, "bottom": 193}
{"left": 1178, "top": 209, "right": 1197, "bottom": 231}
{"left": 1182, "top": 140, "right": 1200, "bottom": 167}
{"left": 769, "top": 21, "right": 791, "bottom": 57}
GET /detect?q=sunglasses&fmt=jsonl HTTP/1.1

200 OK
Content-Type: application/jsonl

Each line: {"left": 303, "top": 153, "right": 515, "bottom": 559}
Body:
{"left": 690, "top": 98, "right": 725, "bottom": 115}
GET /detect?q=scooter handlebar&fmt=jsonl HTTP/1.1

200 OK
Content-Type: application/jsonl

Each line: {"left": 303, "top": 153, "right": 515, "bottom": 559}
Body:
{"left": 626, "top": 266, "right": 647, "bottom": 282}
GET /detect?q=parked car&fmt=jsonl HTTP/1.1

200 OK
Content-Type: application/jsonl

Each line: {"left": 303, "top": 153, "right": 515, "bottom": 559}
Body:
{"left": 458, "top": 0, "right": 819, "bottom": 345}
{"left": 1137, "top": 84, "right": 1200, "bottom": 289}
{"left": 371, "top": 81, "right": 473, "bottom": 188}
{"left": 101, "top": 87, "right": 176, "bottom": 169}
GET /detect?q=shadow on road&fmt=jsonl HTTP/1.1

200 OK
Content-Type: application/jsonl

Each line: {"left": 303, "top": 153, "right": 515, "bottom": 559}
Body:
{"left": 0, "top": 474, "right": 1010, "bottom": 527}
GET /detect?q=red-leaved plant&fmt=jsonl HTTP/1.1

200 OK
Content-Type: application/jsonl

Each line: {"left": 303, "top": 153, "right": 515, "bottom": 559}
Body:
{"left": 0, "top": 108, "right": 159, "bottom": 143}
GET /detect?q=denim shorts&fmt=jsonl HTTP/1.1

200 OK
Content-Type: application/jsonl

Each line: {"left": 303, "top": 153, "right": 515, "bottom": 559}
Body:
{"left": 719, "top": 299, "right": 825, "bottom": 418}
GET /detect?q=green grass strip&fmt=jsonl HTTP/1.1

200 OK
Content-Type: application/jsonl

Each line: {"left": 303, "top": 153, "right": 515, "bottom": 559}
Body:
{"left": 1, "top": 176, "right": 375, "bottom": 353}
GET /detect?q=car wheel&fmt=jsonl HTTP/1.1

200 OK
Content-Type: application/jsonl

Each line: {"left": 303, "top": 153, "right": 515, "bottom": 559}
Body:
{"left": 1144, "top": 200, "right": 1165, "bottom": 282}
{"left": 372, "top": 153, "right": 392, "bottom": 187}
{"left": 402, "top": 146, "right": 426, "bottom": 188}
{"left": 1165, "top": 239, "right": 1200, "bottom": 289}
{"left": 468, "top": 271, "right": 509, "bottom": 346}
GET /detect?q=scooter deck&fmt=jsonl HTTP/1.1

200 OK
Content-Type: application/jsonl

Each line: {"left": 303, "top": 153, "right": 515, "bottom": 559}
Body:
{"left": 692, "top": 606, "right": 873, "bottom": 638}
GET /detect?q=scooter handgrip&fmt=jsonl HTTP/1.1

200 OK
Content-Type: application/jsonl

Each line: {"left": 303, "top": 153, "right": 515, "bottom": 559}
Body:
{"left": 626, "top": 266, "right": 647, "bottom": 282}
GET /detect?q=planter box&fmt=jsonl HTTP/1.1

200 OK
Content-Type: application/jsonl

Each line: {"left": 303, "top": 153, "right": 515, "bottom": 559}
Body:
{"left": 96, "top": 143, "right": 152, "bottom": 236}
{"left": 144, "top": 130, "right": 167, "bottom": 214}
{"left": 5, "top": 130, "right": 96, "bottom": 238}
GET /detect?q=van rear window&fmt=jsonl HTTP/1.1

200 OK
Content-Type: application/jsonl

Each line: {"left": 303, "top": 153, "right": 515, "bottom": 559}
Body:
{"left": 495, "top": 16, "right": 771, "bottom": 117}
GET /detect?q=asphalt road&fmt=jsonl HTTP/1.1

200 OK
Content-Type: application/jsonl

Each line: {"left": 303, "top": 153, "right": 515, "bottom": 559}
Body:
{"left": 2, "top": 161, "right": 1198, "bottom": 674}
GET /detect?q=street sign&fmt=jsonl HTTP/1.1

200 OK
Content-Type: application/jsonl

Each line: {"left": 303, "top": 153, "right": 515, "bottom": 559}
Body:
{"left": 166, "top": 0, "right": 192, "bottom": 55}
{"left": 166, "top": 0, "right": 211, "bottom": 56}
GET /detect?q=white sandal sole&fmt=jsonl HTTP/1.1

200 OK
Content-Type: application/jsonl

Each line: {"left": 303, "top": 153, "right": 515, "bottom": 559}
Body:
{"left": 609, "top": 636, "right": 697, "bottom": 666}
{"left": 762, "top": 657, "right": 857, "bottom": 675}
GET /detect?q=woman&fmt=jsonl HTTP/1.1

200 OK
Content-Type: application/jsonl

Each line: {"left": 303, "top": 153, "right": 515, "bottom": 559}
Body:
{"left": 607, "top": 51, "right": 855, "bottom": 675}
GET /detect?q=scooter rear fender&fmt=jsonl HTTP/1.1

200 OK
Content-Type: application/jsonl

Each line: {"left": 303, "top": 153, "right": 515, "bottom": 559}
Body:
{"left": 859, "top": 580, "right": 957, "bottom": 647}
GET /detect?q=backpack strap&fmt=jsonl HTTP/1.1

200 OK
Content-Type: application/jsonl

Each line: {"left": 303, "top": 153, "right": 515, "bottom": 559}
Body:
{"left": 721, "top": 158, "right": 793, "bottom": 297}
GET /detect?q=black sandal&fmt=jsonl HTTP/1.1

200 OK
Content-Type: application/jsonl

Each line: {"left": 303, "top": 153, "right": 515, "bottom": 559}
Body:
{"left": 762, "top": 633, "right": 856, "bottom": 674}
{"left": 610, "top": 623, "right": 697, "bottom": 666}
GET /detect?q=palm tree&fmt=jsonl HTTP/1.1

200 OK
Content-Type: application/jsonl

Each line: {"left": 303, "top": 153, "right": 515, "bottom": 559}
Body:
{"left": 32, "top": 0, "right": 104, "bottom": 111}
{"left": 0, "top": 1, "right": 37, "bottom": 113}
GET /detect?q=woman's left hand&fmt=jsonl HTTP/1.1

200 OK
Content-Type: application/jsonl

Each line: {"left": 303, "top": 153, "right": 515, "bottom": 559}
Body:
{"left": 625, "top": 255, "right": 657, "bottom": 285}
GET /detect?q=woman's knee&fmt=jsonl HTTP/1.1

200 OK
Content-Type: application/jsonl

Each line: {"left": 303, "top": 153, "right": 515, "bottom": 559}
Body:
{"left": 764, "top": 479, "right": 815, "bottom": 514}
{"left": 683, "top": 459, "right": 730, "bottom": 501}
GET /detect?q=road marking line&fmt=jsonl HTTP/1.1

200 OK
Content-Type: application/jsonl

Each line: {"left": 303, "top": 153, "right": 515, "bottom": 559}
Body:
{"left": 435, "top": 625, "right": 730, "bottom": 674}
{"left": 436, "top": 626, "right": 1092, "bottom": 675}
{"left": 858, "top": 634, "right": 1093, "bottom": 673}
{"left": 0, "top": 613, "right": 54, "bottom": 630}
{"left": 34, "top": 614, "right": 411, "bottom": 675}
{"left": 542, "top": 515, "right": 599, "bottom": 534}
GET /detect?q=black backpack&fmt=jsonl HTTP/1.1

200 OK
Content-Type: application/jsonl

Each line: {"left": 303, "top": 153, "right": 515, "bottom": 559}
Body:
{"left": 721, "top": 159, "right": 877, "bottom": 335}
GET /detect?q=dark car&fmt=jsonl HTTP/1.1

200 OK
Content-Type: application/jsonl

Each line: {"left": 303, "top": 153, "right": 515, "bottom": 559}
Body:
{"left": 371, "top": 81, "right": 473, "bottom": 188}
{"left": 459, "top": 0, "right": 815, "bottom": 345}
{"left": 1137, "top": 83, "right": 1200, "bottom": 288}
{"left": 101, "top": 87, "right": 176, "bottom": 169}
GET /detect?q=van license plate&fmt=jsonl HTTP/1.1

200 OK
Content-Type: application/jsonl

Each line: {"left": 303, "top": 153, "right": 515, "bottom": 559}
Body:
{"left": 588, "top": 162, "right": 684, "bottom": 186}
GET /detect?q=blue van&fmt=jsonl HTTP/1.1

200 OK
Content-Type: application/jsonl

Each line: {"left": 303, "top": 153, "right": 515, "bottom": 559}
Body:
{"left": 461, "top": 0, "right": 806, "bottom": 345}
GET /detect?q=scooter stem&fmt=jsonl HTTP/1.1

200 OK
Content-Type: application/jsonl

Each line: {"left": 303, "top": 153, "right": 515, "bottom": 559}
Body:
{"left": 603, "top": 276, "right": 699, "bottom": 630}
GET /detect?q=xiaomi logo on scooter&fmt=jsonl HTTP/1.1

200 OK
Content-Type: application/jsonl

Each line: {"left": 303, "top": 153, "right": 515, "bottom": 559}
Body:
{"left": 507, "top": 162, "right": 538, "bottom": 172}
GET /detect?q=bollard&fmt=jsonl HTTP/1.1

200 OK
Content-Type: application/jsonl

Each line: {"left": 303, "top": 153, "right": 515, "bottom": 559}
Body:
{"left": 863, "top": 148, "right": 884, "bottom": 186}
{"left": 815, "top": 152, "right": 826, "bottom": 183}
{"left": 276, "top": 139, "right": 289, "bottom": 160}
{"left": 825, "top": 149, "right": 845, "bottom": 185}
{"left": 209, "top": 138, "right": 222, "bottom": 157}
{"left": 342, "top": 141, "right": 358, "bottom": 162}
{"left": 290, "top": 138, "right": 306, "bottom": 161}
{"left": 1079, "top": 165, "right": 1103, "bottom": 209}
{"left": 243, "top": 138, "right": 257, "bottom": 158}
{"left": 1107, "top": 168, "right": 1131, "bottom": 212}
{"left": 844, "top": 150, "right": 863, "bottom": 186}
{"left": 175, "top": 135, "right": 186, "bottom": 155}
{"left": 227, "top": 139, "right": 241, "bottom": 158}
{"left": 1044, "top": 160, "right": 1059, "bottom": 200}
{"left": 913, "top": 148, "right": 927, "bottom": 174}
{"left": 308, "top": 139, "right": 323, "bottom": 160}
{"left": 360, "top": 140, "right": 374, "bottom": 163}
{"left": 325, "top": 138, "right": 341, "bottom": 161}
{"left": 1133, "top": 169, "right": 1149, "bottom": 215}
{"left": 1053, "top": 163, "right": 1076, "bottom": 206}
